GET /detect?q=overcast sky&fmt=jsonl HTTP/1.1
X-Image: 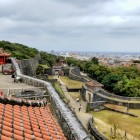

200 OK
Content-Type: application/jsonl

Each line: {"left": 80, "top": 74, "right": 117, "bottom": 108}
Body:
{"left": 0, "top": 0, "right": 140, "bottom": 52}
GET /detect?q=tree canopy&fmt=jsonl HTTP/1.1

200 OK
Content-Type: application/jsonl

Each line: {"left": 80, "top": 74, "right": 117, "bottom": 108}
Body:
{"left": 0, "top": 40, "right": 38, "bottom": 59}
{"left": 66, "top": 57, "right": 140, "bottom": 97}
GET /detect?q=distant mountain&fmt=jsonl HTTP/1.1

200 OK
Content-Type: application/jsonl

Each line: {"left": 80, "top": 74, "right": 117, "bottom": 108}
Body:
{"left": 0, "top": 40, "right": 39, "bottom": 60}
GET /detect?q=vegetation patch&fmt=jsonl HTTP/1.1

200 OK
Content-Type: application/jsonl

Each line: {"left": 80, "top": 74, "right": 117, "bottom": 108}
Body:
{"left": 48, "top": 75, "right": 55, "bottom": 80}
{"left": 0, "top": 40, "right": 38, "bottom": 59}
{"left": 39, "top": 64, "right": 50, "bottom": 69}
{"left": 60, "top": 76, "right": 83, "bottom": 89}
{"left": 53, "top": 82, "right": 67, "bottom": 102}
{"left": 69, "top": 92, "right": 81, "bottom": 100}
{"left": 92, "top": 110, "right": 140, "bottom": 139}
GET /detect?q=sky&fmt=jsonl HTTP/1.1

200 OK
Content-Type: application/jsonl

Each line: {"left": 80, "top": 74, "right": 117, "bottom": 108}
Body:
{"left": 0, "top": 0, "right": 140, "bottom": 52}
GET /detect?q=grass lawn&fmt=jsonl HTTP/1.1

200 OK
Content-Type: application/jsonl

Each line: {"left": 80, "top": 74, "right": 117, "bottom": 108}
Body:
{"left": 93, "top": 121, "right": 114, "bottom": 140}
{"left": 39, "top": 64, "right": 50, "bottom": 69}
{"left": 48, "top": 75, "right": 54, "bottom": 80}
{"left": 60, "top": 76, "right": 83, "bottom": 89}
{"left": 129, "top": 109, "right": 140, "bottom": 116}
{"left": 92, "top": 109, "right": 140, "bottom": 139}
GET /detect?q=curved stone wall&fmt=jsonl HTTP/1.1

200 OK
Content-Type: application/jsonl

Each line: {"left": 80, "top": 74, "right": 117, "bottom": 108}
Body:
{"left": 93, "top": 93, "right": 140, "bottom": 109}
{"left": 100, "top": 89, "right": 140, "bottom": 101}
{"left": 82, "top": 84, "right": 140, "bottom": 109}
{"left": 69, "top": 67, "right": 90, "bottom": 82}
{"left": 88, "top": 118, "right": 107, "bottom": 140}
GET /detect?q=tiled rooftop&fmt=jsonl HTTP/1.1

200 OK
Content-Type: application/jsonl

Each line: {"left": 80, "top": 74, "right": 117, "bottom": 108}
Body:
{"left": 0, "top": 103, "right": 67, "bottom": 140}
{"left": 85, "top": 80, "right": 103, "bottom": 87}
{"left": 0, "top": 93, "right": 46, "bottom": 107}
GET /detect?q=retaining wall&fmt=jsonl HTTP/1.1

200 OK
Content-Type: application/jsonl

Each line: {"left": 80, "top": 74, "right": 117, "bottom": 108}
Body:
{"left": 82, "top": 84, "right": 140, "bottom": 109}
{"left": 69, "top": 67, "right": 89, "bottom": 82}
{"left": 88, "top": 118, "right": 107, "bottom": 140}
{"left": 100, "top": 89, "right": 140, "bottom": 101}
{"left": 18, "top": 55, "right": 40, "bottom": 76}
{"left": 93, "top": 93, "right": 140, "bottom": 109}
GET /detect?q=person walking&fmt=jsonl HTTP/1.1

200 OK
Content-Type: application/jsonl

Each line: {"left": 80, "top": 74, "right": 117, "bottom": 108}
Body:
{"left": 79, "top": 104, "right": 82, "bottom": 112}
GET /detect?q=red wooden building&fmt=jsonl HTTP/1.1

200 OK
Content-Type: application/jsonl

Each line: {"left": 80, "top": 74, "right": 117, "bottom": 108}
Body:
{"left": 0, "top": 49, "right": 11, "bottom": 65}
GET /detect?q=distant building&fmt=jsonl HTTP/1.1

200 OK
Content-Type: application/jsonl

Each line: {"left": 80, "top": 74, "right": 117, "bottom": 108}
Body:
{"left": 51, "top": 59, "right": 67, "bottom": 75}
{"left": 0, "top": 48, "right": 11, "bottom": 65}
{"left": 58, "top": 59, "right": 66, "bottom": 65}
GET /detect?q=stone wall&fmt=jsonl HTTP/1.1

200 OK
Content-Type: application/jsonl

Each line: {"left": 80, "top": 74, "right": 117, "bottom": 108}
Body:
{"left": 93, "top": 93, "right": 140, "bottom": 109}
{"left": 88, "top": 118, "right": 107, "bottom": 140}
{"left": 69, "top": 67, "right": 87, "bottom": 82}
{"left": 82, "top": 84, "right": 140, "bottom": 109}
{"left": 63, "top": 67, "right": 70, "bottom": 76}
{"left": 81, "top": 86, "right": 87, "bottom": 101}
{"left": 71, "top": 66, "right": 81, "bottom": 76}
{"left": 100, "top": 89, "right": 140, "bottom": 101}
{"left": 19, "top": 55, "right": 40, "bottom": 76}
{"left": 89, "top": 101, "right": 106, "bottom": 110}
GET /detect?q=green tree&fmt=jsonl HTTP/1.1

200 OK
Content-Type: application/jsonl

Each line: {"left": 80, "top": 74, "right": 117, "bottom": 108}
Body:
{"left": 91, "top": 57, "right": 99, "bottom": 65}
{"left": 0, "top": 40, "right": 38, "bottom": 59}
{"left": 114, "top": 77, "right": 140, "bottom": 97}
{"left": 102, "top": 73, "right": 122, "bottom": 91}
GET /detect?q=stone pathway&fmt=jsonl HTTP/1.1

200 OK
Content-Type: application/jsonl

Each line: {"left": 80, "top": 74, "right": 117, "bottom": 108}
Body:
{"left": 54, "top": 75, "right": 91, "bottom": 129}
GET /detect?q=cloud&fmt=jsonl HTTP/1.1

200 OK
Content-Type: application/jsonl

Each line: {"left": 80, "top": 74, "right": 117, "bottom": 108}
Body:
{"left": 0, "top": 0, "right": 140, "bottom": 52}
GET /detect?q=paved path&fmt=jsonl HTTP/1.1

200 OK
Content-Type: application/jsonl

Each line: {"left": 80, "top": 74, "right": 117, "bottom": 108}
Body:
{"left": 54, "top": 75, "right": 91, "bottom": 129}
{"left": 0, "top": 73, "right": 35, "bottom": 89}
{"left": 0, "top": 71, "right": 42, "bottom": 95}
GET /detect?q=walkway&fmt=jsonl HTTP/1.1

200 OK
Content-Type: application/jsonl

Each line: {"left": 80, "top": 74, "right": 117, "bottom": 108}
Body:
{"left": 0, "top": 72, "right": 43, "bottom": 95}
{"left": 54, "top": 75, "right": 91, "bottom": 129}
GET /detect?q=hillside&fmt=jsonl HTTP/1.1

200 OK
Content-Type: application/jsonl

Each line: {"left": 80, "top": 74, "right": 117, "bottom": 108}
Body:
{"left": 0, "top": 40, "right": 39, "bottom": 60}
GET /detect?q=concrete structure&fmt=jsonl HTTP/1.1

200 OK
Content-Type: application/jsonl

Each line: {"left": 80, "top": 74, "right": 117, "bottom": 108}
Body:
{"left": 18, "top": 55, "right": 40, "bottom": 76}
{"left": 82, "top": 81, "right": 103, "bottom": 102}
{"left": 15, "top": 90, "right": 44, "bottom": 99}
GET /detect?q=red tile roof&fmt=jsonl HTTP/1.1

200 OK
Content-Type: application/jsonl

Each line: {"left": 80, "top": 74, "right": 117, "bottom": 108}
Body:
{"left": 0, "top": 94, "right": 46, "bottom": 107}
{"left": 85, "top": 80, "right": 103, "bottom": 87}
{"left": 0, "top": 103, "right": 67, "bottom": 140}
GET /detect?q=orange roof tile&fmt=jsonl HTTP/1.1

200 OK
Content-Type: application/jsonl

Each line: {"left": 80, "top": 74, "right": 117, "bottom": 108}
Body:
{"left": 85, "top": 80, "right": 103, "bottom": 87}
{"left": 0, "top": 103, "right": 67, "bottom": 140}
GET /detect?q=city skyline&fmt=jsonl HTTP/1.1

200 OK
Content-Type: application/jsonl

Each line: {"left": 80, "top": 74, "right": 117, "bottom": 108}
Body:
{"left": 0, "top": 0, "right": 140, "bottom": 52}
